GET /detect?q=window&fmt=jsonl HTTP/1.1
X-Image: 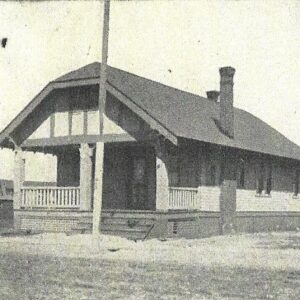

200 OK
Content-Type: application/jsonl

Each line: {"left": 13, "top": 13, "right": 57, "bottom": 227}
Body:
{"left": 256, "top": 161, "right": 264, "bottom": 194}
{"left": 208, "top": 164, "right": 216, "bottom": 186}
{"left": 237, "top": 159, "right": 245, "bottom": 188}
{"left": 256, "top": 160, "right": 272, "bottom": 195}
{"left": 294, "top": 170, "right": 299, "bottom": 196}
{"left": 265, "top": 162, "right": 272, "bottom": 195}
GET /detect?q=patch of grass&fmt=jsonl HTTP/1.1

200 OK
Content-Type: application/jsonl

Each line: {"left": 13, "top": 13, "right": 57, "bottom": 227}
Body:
{"left": 0, "top": 253, "right": 299, "bottom": 299}
{"left": 257, "top": 233, "right": 300, "bottom": 250}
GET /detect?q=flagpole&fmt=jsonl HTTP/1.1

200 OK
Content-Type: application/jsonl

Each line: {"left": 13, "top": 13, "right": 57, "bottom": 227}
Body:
{"left": 92, "top": 0, "right": 110, "bottom": 235}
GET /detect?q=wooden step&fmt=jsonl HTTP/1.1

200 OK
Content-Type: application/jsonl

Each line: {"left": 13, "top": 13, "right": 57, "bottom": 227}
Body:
{"left": 102, "top": 218, "right": 154, "bottom": 226}
{"left": 71, "top": 216, "right": 156, "bottom": 240}
{"left": 101, "top": 224, "right": 150, "bottom": 233}
{"left": 101, "top": 230, "right": 147, "bottom": 241}
{"left": 76, "top": 221, "right": 152, "bottom": 230}
{"left": 77, "top": 222, "right": 92, "bottom": 228}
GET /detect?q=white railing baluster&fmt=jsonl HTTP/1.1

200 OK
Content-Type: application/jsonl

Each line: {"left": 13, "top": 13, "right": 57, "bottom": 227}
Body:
{"left": 168, "top": 187, "right": 200, "bottom": 210}
{"left": 20, "top": 186, "right": 80, "bottom": 209}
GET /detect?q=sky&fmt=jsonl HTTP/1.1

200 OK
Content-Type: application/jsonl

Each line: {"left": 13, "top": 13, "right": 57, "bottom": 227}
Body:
{"left": 0, "top": 0, "right": 299, "bottom": 180}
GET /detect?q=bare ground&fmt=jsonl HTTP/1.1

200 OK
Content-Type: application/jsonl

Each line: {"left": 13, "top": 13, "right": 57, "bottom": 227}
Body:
{"left": 0, "top": 232, "right": 300, "bottom": 299}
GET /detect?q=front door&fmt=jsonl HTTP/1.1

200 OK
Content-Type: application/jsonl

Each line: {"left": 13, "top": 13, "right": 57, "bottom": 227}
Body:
{"left": 128, "top": 156, "right": 148, "bottom": 210}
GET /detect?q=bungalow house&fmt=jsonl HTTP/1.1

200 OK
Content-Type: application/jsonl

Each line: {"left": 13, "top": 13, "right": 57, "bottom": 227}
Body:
{"left": 0, "top": 63, "right": 300, "bottom": 239}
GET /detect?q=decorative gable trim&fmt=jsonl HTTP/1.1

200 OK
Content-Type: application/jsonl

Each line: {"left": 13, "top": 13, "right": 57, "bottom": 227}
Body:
{"left": 0, "top": 78, "right": 177, "bottom": 147}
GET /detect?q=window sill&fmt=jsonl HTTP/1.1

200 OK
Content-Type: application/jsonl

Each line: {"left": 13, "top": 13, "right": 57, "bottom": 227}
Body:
{"left": 292, "top": 195, "right": 299, "bottom": 200}
{"left": 255, "top": 193, "right": 272, "bottom": 198}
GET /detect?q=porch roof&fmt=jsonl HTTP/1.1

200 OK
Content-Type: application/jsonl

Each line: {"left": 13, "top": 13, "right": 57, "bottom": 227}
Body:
{"left": 1, "top": 62, "right": 300, "bottom": 161}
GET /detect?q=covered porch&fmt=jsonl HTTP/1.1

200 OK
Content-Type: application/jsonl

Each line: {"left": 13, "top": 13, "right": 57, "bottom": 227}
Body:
{"left": 12, "top": 140, "right": 221, "bottom": 239}
{"left": 16, "top": 141, "right": 218, "bottom": 214}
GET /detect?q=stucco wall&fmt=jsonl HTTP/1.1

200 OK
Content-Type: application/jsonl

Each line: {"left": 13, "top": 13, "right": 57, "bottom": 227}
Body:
{"left": 236, "top": 156, "right": 300, "bottom": 211}
{"left": 237, "top": 189, "right": 300, "bottom": 211}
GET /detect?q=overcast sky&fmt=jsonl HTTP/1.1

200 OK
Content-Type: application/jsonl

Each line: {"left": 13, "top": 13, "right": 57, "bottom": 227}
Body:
{"left": 0, "top": 0, "right": 299, "bottom": 180}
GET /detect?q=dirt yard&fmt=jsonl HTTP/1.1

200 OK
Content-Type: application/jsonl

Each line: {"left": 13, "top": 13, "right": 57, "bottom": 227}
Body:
{"left": 0, "top": 232, "right": 299, "bottom": 299}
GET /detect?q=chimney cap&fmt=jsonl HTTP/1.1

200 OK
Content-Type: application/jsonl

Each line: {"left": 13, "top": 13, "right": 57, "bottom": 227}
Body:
{"left": 206, "top": 90, "right": 220, "bottom": 102}
{"left": 219, "top": 66, "right": 236, "bottom": 77}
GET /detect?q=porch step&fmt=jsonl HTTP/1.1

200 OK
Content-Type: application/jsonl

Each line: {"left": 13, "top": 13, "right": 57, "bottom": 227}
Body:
{"left": 71, "top": 216, "right": 156, "bottom": 240}
{"left": 102, "top": 218, "right": 155, "bottom": 226}
{"left": 102, "top": 229, "right": 151, "bottom": 241}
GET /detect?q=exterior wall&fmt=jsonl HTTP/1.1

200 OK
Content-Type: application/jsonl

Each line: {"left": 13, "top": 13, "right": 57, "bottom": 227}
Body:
{"left": 13, "top": 209, "right": 300, "bottom": 237}
{"left": 237, "top": 189, "right": 300, "bottom": 211}
{"left": 199, "top": 186, "right": 220, "bottom": 211}
{"left": 167, "top": 142, "right": 221, "bottom": 211}
{"left": 236, "top": 156, "right": 300, "bottom": 212}
{"left": 166, "top": 212, "right": 221, "bottom": 238}
{"left": 0, "top": 179, "right": 13, "bottom": 201}
{"left": 14, "top": 210, "right": 92, "bottom": 232}
{"left": 0, "top": 200, "right": 13, "bottom": 229}
{"left": 13, "top": 209, "right": 221, "bottom": 239}
{"left": 177, "top": 145, "right": 200, "bottom": 187}
{"left": 0, "top": 180, "right": 14, "bottom": 228}
{"left": 57, "top": 150, "right": 80, "bottom": 187}
{"left": 236, "top": 212, "right": 300, "bottom": 232}
{"left": 167, "top": 143, "right": 300, "bottom": 216}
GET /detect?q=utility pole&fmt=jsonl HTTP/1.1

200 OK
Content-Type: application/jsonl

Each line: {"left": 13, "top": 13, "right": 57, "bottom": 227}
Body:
{"left": 92, "top": 0, "right": 110, "bottom": 235}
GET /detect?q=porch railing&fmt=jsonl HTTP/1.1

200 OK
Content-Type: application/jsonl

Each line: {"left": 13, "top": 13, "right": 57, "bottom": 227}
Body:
{"left": 20, "top": 186, "right": 80, "bottom": 209}
{"left": 168, "top": 187, "right": 199, "bottom": 210}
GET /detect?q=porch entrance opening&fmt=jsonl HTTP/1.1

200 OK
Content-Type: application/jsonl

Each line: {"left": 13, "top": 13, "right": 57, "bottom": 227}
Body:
{"left": 102, "top": 144, "right": 156, "bottom": 211}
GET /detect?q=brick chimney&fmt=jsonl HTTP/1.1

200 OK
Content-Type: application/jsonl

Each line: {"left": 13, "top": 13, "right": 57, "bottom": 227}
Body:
{"left": 206, "top": 90, "right": 219, "bottom": 102}
{"left": 219, "top": 66, "right": 235, "bottom": 138}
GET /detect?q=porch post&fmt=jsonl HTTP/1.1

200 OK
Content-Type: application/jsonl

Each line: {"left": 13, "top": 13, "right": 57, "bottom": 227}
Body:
{"left": 220, "top": 148, "right": 237, "bottom": 234}
{"left": 92, "top": 141, "right": 105, "bottom": 233}
{"left": 79, "top": 144, "right": 94, "bottom": 211}
{"left": 13, "top": 148, "right": 25, "bottom": 210}
{"left": 155, "top": 140, "right": 169, "bottom": 212}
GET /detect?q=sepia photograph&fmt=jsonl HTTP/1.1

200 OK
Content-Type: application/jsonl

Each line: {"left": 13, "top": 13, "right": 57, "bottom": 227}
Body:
{"left": 0, "top": 0, "right": 300, "bottom": 299}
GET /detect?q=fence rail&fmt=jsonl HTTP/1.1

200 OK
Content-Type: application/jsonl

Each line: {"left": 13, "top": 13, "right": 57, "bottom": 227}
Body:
{"left": 168, "top": 187, "right": 199, "bottom": 210}
{"left": 20, "top": 186, "right": 80, "bottom": 209}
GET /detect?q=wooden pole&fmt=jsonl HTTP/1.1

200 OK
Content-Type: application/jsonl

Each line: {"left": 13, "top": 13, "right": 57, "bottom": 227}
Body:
{"left": 92, "top": 0, "right": 110, "bottom": 235}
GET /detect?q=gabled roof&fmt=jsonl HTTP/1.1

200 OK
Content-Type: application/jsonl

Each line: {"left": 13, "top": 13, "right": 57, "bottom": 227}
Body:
{"left": 1, "top": 62, "right": 300, "bottom": 161}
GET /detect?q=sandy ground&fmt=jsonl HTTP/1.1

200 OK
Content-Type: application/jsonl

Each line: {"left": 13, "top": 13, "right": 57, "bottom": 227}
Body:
{"left": 0, "top": 232, "right": 300, "bottom": 299}
{"left": 1, "top": 231, "right": 300, "bottom": 271}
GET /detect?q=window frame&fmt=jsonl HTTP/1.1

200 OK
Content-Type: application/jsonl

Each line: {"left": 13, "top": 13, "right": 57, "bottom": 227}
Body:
{"left": 237, "top": 158, "right": 246, "bottom": 189}
{"left": 294, "top": 169, "right": 300, "bottom": 197}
